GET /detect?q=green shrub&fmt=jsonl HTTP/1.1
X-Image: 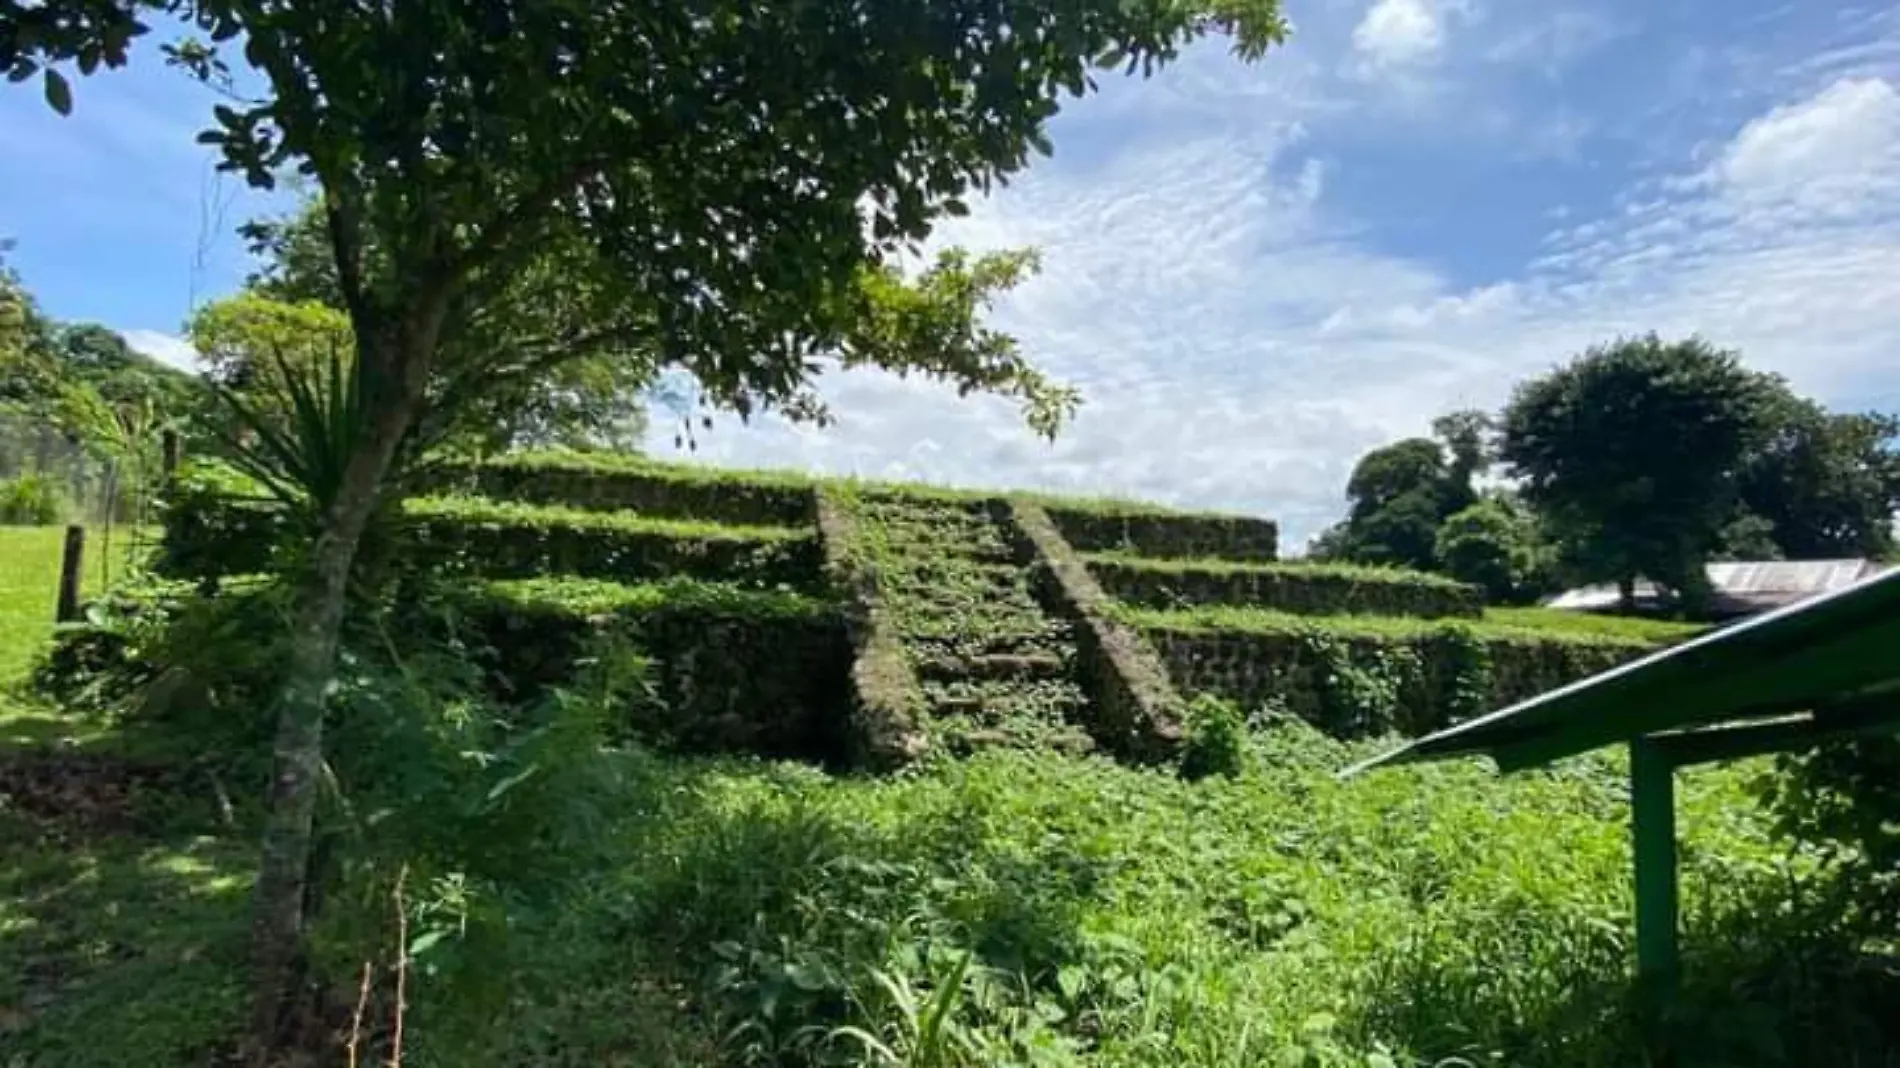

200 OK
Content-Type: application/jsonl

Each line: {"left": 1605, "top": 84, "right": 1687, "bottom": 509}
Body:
{"left": 1127, "top": 606, "right": 1648, "bottom": 737}
{"left": 0, "top": 472, "right": 68, "bottom": 525}
{"left": 401, "top": 495, "right": 824, "bottom": 591}
{"left": 154, "top": 461, "right": 291, "bottom": 581}
{"left": 1089, "top": 552, "right": 1482, "bottom": 619}
{"left": 1180, "top": 694, "right": 1247, "bottom": 780}
{"left": 1049, "top": 505, "right": 1278, "bottom": 562}
{"left": 1760, "top": 738, "right": 1900, "bottom": 935}
{"left": 427, "top": 451, "right": 820, "bottom": 527}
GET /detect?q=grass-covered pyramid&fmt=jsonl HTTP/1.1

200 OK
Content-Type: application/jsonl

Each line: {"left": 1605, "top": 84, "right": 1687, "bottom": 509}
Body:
{"left": 156, "top": 450, "right": 1688, "bottom": 767}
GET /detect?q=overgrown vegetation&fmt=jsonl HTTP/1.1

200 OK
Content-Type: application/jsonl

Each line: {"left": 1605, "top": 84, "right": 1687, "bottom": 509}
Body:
{"left": 1086, "top": 551, "right": 1482, "bottom": 619}
{"left": 7, "top": 449, "right": 1897, "bottom": 1065}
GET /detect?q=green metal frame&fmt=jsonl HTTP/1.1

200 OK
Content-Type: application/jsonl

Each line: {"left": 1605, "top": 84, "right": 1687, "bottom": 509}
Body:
{"left": 1623, "top": 700, "right": 1900, "bottom": 996}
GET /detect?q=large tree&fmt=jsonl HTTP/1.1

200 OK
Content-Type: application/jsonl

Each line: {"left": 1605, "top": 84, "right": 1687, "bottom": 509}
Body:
{"left": 1738, "top": 401, "right": 1900, "bottom": 560}
{"left": 9, "top": 1, "right": 1288, "bottom": 1055}
{"left": 1499, "top": 334, "right": 1781, "bottom": 612}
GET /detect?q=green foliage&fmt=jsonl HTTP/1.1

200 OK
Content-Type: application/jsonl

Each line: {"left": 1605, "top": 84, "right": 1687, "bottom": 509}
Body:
{"left": 1481, "top": 606, "right": 1708, "bottom": 643}
{"left": 1179, "top": 695, "right": 1248, "bottom": 780}
{"left": 1433, "top": 496, "right": 1553, "bottom": 605}
{"left": 212, "top": 340, "right": 370, "bottom": 521}
{"left": 433, "top": 450, "right": 820, "bottom": 528}
{"left": 1435, "top": 622, "right": 1493, "bottom": 724}
{"left": 1760, "top": 738, "right": 1900, "bottom": 935}
{"left": 1116, "top": 602, "right": 1661, "bottom": 648}
{"left": 1500, "top": 334, "right": 1784, "bottom": 614}
{"left": 458, "top": 576, "right": 851, "bottom": 760}
{"left": 0, "top": 471, "right": 67, "bottom": 524}
{"left": 1048, "top": 504, "right": 1279, "bottom": 563}
{"left": 1129, "top": 605, "right": 1652, "bottom": 737}
{"left": 1738, "top": 402, "right": 1900, "bottom": 559}
{"left": 1326, "top": 437, "right": 1475, "bottom": 572}
{"left": 1089, "top": 551, "right": 1481, "bottom": 619}
{"left": 5, "top": 533, "right": 1892, "bottom": 1067}
{"left": 403, "top": 495, "right": 823, "bottom": 591}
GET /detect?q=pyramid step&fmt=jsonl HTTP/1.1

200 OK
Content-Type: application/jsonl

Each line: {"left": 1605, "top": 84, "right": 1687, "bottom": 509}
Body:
{"left": 913, "top": 650, "right": 1069, "bottom": 683}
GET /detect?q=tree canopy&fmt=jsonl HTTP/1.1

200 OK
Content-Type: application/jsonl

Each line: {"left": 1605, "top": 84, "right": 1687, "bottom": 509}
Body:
{"left": 9, "top": 2, "right": 1291, "bottom": 1055}
{"left": 1499, "top": 334, "right": 1783, "bottom": 611}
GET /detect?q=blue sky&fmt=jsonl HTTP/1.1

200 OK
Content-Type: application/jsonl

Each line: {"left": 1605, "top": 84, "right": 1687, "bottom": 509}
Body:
{"left": 4, "top": 0, "right": 1898, "bottom": 547}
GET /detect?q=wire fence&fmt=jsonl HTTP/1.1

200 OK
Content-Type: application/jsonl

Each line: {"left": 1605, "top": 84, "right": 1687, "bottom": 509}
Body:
{"left": 1, "top": 409, "right": 168, "bottom": 591}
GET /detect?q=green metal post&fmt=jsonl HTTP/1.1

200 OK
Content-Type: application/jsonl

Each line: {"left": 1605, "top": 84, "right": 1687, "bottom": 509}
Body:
{"left": 1630, "top": 737, "right": 1679, "bottom": 999}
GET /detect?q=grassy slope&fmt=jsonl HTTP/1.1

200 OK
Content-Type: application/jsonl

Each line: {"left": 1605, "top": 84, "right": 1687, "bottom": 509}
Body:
{"left": 2, "top": 526, "right": 254, "bottom": 1064}
{"left": 0, "top": 526, "right": 1866, "bottom": 1066}
{"left": 1114, "top": 601, "right": 1667, "bottom": 649}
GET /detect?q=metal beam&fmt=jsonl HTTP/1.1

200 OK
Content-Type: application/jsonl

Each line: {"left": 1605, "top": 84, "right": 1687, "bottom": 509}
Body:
{"left": 1630, "top": 738, "right": 1679, "bottom": 999}
{"left": 1653, "top": 701, "right": 1900, "bottom": 767}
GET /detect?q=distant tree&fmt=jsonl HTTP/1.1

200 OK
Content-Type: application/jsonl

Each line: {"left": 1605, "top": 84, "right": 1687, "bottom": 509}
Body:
{"left": 11, "top": 1, "right": 1291, "bottom": 1050}
{"left": 241, "top": 202, "right": 654, "bottom": 453}
{"left": 1433, "top": 492, "right": 1557, "bottom": 604}
{"left": 1739, "top": 403, "right": 1900, "bottom": 560}
{"left": 1435, "top": 498, "right": 1525, "bottom": 603}
{"left": 1331, "top": 433, "right": 1489, "bottom": 572}
{"left": 0, "top": 245, "right": 59, "bottom": 409}
{"left": 1499, "top": 334, "right": 1781, "bottom": 613}
{"left": 1431, "top": 407, "right": 1492, "bottom": 509}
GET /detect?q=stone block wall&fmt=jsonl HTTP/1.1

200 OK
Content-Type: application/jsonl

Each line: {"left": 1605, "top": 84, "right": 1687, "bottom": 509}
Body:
{"left": 1090, "top": 559, "right": 1483, "bottom": 619}
{"left": 1047, "top": 507, "right": 1279, "bottom": 563}
{"left": 814, "top": 488, "right": 929, "bottom": 768}
{"left": 1147, "top": 627, "right": 1646, "bottom": 739}
{"left": 998, "top": 499, "right": 1185, "bottom": 761}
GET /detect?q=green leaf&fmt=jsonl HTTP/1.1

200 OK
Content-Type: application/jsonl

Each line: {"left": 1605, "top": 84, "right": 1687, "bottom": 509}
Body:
{"left": 408, "top": 929, "right": 448, "bottom": 958}
{"left": 43, "top": 68, "right": 72, "bottom": 116}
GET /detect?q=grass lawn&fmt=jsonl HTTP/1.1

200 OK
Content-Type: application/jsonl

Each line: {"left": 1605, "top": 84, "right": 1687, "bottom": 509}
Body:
{"left": 0, "top": 525, "right": 1878, "bottom": 1066}
{"left": 1485, "top": 605, "right": 1709, "bottom": 645}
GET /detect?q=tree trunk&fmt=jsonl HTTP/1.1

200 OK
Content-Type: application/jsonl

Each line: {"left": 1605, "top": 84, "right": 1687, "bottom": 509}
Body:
{"left": 245, "top": 323, "right": 437, "bottom": 1061}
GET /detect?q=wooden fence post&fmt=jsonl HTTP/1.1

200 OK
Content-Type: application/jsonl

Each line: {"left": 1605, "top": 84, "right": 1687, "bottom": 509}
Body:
{"left": 56, "top": 524, "right": 86, "bottom": 623}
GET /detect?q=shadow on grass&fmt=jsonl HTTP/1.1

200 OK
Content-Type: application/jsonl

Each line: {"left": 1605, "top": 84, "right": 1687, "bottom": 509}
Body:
{"left": 0, "top": 831, "right": 253, "bottom": 1067}
{"left": 1348, "top": 874, "right": 1900, "bottom": 1068}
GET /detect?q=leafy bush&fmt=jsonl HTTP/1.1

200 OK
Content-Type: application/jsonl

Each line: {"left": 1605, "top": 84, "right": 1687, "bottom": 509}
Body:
{"left": 26, "top": 576, "right": 663, "bottom": 1064}
{"left": 1760, "top": 738, "right": 1900, "bottom": 934}
{"left": 402, "top": 495, "right": 823, "bottom": 591}
{"left": 1180, "top": 694, "right": 1247, "bottom": 780}
{"left": 1048, "top": 505, "right": 1279, "bottom": 562}
{"left": 1089, "top": 552, "right": 1482, "bottom": 619}
{"left": 1434, "top": 498, "right": 1534, "bottom": 604}
{"left": 0, "top": 472, "right": 68, "bottom": 525}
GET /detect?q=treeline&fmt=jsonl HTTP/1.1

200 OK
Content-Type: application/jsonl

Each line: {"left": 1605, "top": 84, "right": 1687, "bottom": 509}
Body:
{"left": 0, "top": 243, "right": 204, "bottom": 523}
{"left": 1310, "top": 335, "right": 1900, "bottom": 614}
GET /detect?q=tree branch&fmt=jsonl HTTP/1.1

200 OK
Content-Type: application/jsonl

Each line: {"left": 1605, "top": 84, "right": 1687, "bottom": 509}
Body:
{"left": 322, "top": 183, "right": 373, "bottom": 335}
{"left": 453, "top": 157, "right": 603, "bottom": 277}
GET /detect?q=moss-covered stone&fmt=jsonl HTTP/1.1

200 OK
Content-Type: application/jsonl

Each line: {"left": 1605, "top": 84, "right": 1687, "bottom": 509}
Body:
{"left": 463, "top": 578, "right": 851, "bottom": 761}
{"left": 1143, "top": 623, "right": 1646, "bottom": 738}
{"left": 1048, "top": 506, "right": 1278, "bottom": 563}
{"left": 1089, "top": 554, "right": 1483, "bottom": 619}
{"left": 1001, "top": 499, "right": 1185, "bottom": 762}
{"left": 814, "top": 488, "right": 928, "bottom": 768}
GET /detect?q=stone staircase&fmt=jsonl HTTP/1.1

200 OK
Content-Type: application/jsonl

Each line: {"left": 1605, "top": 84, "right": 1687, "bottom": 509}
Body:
{"left": 855, "top": 494, "right": 1098, "bottom": 755}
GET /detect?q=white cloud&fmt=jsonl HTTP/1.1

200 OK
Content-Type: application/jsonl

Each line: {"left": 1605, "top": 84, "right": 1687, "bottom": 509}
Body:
{"left": 122, "top": 329, "right": 202, "bottom": 374}
{"left": 675, "top": 51, "right": 1900, "bottom": 551}
{"left": 1714, "top": 77, "right": 1900, "bottom": 209}
{"left": 1352, "top": 0, "right": 1453, "bottom": 67}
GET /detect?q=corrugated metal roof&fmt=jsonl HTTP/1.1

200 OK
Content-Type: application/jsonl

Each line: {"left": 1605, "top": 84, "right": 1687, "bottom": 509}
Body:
{"left": 1544, "top": 559, "right": 1888, "bottom": 614}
